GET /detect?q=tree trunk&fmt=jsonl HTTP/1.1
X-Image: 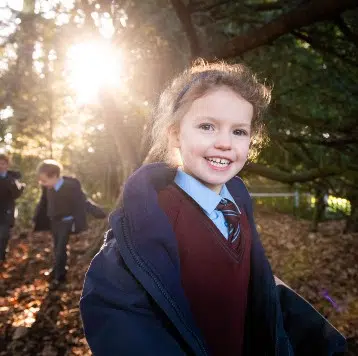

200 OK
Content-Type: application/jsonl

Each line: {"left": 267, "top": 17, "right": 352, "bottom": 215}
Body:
{"left": 311, "top": 187, "right": 326, "bottom": 233}
{"left": 170, "top": 0, "right": 201, "bottom": 58}
{"left": 99, "top": 88, "right": 142, "bottom": 184}
{"left": 10, "top": 0, "right": 36, "bottom": 139}
{"left": 344, "top": 193, "right": 358, "bottom": 233}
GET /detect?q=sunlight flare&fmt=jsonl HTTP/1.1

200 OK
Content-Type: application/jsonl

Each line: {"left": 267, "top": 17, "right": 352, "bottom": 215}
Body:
{"left": 66, "top": 41, "right": 123, "bottom": 104}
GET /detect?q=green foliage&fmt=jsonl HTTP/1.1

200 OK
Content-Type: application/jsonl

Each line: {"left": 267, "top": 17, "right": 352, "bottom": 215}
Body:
{"left": 11, "top": 154, "right": 42, "bottom": 228}
{"left": 0, "top": 0, "right": 357, "bottom": 230}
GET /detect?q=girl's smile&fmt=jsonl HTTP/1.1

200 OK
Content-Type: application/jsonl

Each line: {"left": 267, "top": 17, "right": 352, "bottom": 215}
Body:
{"left": 205, "top": 157, "right": 232, "bottom": 170}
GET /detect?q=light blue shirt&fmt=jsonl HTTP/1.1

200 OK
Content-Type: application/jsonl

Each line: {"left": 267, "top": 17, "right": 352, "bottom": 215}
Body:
{"left": 0, "top": 171, "right": 7, "bottom": 178}
{"left": 174, "top": 170, "right": 240, "bottom": 239}
{"left": 54, "top": 177, "right": 64, "bottom": 192}
{"left": 53, "top": 177, "right": 73, "bottom": 222}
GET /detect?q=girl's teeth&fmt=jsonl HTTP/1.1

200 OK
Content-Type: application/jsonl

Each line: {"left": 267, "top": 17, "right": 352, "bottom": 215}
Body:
{"left": 206, "top": 158, "right": 230, "bottom": 167}
{"left": 210, "top": 161, "right": 227, "bottom": 167}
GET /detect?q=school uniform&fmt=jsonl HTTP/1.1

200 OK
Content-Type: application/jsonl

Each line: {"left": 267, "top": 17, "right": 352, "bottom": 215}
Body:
{"left": 34, "top": 177, "right": 88, "bottom": 234}
{"left": 33, "top": 176, "right": 105, "bottom": 280}
{"left": 0, "top": 170, "right": 24, "bottom": 261}
{"left": 80, "top": 163, "right": 346, "bottom": 355}
{"left": 33, "top": 177, "right": 106, "bottom": 233}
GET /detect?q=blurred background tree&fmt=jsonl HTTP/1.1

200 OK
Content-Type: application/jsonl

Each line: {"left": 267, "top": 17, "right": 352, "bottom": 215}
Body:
{"left": 0, "top": 0, "right": 357, "bottom": 231}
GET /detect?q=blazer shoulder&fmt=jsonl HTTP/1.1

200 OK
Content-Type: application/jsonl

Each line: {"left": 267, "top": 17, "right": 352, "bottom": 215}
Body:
{"left": 63, "top": 176, "right": 81, "bottom": 188}
{"left": 8, "top": 170, "right": 22, "bottom": 180}
{"left": 228, "top": 176, "right": 251, "bottom": 201}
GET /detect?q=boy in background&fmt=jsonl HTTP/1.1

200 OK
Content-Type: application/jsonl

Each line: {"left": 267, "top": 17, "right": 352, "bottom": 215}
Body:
{"left": 0, "top": 153, "right": 25, "bottom": 263}
{"left": 33, "top": 159, "right": 105, "bottom": 285}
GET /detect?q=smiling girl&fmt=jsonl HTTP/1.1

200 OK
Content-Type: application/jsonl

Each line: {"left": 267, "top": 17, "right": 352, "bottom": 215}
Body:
{"left": 80, "top": 61, "right": 345, "bottom": 355}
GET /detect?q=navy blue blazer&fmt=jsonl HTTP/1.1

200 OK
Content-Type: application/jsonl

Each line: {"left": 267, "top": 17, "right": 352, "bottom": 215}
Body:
{"left": 80, "top": 163, "right": 346, "bottom": 355}
{"left": 33, "top": 176, "right": 106, "bottom": 233}
{"left": 0, "top": 170, "right": 24, "bottom": 226}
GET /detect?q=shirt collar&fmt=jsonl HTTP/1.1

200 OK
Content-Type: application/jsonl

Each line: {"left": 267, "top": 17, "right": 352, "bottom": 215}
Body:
{"left": 221, "top": 184, "right": 241, "bottom": 214}
{"left": 0, "top": 171, "right": 7, "bottom": 178}
{"left": 174, "top": 169, "right": 239, "bottom": 215}
{"left": 53, "top": 176, "right": 64, "bottom": 192}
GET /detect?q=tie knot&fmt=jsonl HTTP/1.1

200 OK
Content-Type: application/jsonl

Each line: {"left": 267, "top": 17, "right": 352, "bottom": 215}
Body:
{"left": 217, "top": 199, "right": 240, "bottom": 214}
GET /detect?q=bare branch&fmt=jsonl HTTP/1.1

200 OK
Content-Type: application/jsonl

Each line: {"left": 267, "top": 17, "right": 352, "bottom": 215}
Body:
{"left": 189, "top": 0, "right": 232, "bottom": 14}
{"left": 243, "top": 162, "right": 342, "bottom": 183}
{"left": 243, "top": 1, "right": 286, "bottom": 11}
{"left": 271, "top": 133, "right": 358, "bottom": 147}
{"left": 210, "top": 0, "right": 358, "bottom": 59}
{"left": 335, "top": 16, "right": 358, "bottom": 47}
{"left": 271, "top": 103, "right": 358, "bottom": 134}
{"left": 170, "top": 0, "right": 200, "bottom": 58}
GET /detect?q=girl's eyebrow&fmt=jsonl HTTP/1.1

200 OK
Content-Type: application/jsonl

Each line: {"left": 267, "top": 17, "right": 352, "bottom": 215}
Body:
{"left": 195, "top": 116, "right": 251, "bottom": 128}
{"left": 195, "top": 115, "right": 217, "bottom": 121}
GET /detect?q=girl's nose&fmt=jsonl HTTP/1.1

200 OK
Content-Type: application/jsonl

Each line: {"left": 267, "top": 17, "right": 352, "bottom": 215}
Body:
{"left": 214, "top": 132, "right": 232, "bottom": 150}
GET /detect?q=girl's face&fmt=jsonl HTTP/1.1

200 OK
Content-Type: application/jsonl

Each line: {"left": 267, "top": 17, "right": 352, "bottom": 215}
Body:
{"left": 171, "top": 86, "right": 253, "bottom": 194}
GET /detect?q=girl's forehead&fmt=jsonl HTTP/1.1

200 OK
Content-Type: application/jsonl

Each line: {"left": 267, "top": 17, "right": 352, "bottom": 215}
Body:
{"left": 198, "top": 85, "right": 244, "bottom": 99}
{"left": 185, "top": 88, "right": 253, "bottom": 118}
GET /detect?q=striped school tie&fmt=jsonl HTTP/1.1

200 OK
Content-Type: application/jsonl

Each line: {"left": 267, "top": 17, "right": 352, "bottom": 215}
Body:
{"left": 216, "top": 198, "right": 241, "bottom": 243}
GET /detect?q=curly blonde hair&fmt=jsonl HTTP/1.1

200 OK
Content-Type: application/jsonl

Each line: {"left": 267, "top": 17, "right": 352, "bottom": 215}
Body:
{"left": 150, "top": 59, "right": 271, "bottom": 163}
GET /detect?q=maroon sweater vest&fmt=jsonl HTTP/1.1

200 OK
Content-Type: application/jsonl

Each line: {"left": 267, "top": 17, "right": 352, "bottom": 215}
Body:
{"left": 158, "top": 184, "right": 252, "bottom": 356}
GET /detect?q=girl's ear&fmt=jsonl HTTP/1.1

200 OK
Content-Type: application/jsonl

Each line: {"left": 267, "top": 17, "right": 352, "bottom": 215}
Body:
{"left": 168, "top": 125, "right": 180, "bottom": 148}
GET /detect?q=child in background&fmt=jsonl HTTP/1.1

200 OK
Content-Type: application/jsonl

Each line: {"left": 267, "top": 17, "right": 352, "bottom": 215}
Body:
{"left": 34, "top": 160, "right": 105, "bottom": 285}
{"left": 80, "top": 61, "right": 346, "bottom": 355}
{"left": 0, "top": 153, "right": 24, "bottom": 263}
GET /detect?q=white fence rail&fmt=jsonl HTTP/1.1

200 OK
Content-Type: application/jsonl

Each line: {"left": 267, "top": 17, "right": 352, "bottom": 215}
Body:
{"left": 250, "top": 193, "right": 297, "bottom": 197}
{"left": 250, "top": 191, "right": 305, "bottom": 208}
{"left": 249, "top": 192, "right": 351, "bottom": 216}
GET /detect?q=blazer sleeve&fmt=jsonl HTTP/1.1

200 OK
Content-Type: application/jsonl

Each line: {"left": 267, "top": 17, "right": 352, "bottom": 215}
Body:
{"left": 85, "top": 199, "right": 107, "bottom": 219}
{"left": 275, "top": 277, "right": 346, "bottom": 355}
{"left": 71, "top": 179, "right": 88, "bottom": 233}
{"left": 33, "top": 187, "right": 51, "bottom": 231}
{"left": 6, "top": 171, "right": 25, "bottom": 200}
{"left": 80, "top": 232, "right": 186, "bottom": 356}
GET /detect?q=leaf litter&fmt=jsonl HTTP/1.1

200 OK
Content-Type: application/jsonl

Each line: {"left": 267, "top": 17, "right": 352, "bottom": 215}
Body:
{"left": 0, "top": 212, "right": 357, "bottom": 355}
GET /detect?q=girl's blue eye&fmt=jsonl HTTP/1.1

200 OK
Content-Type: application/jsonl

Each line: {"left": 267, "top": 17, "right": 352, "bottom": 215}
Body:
{"left": 199, "top": 123, "right": 214, "bottom": 131}
{"left": 233, "top": 129, "right": 248, "bottom": 136}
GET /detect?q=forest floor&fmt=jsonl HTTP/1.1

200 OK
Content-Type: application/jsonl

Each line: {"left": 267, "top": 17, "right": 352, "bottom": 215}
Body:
{"left": 0, "top": 210, "right": 357, "bottom": 355}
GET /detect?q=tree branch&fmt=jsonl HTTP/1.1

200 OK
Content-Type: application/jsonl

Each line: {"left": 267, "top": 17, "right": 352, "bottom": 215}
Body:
{"left": 189, "top": 0, "right": 232, "bottom": 14}
{"left": 243, "top": 1, "right": 286, "bottom": 11}
{"left": 243, "top": 162, "right": 341, "bottom": 183}
{"left": 170, "top": 0, "right": 201, "bottom": 58}
{"left": 271, "top": 103, "right": 358, "bottom": 134}
{"left": 292, "top": 31, "right": 358, "bottom": 67}
{"left": 287, "top": 142, "right": 318, "bottom": 167}
{"left": 271, "top": 133, "right": 358, "bottom": 147}
{"left": 335, "top": 16, "right": 358, "bottom": 47}
{"left": 210, "top": 0, "right": 358, "bottom": 59}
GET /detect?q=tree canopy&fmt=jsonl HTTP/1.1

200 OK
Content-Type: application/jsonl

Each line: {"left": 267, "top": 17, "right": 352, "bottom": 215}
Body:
{"left": 0, "top": 0, "right": 357, "bottom": 229}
